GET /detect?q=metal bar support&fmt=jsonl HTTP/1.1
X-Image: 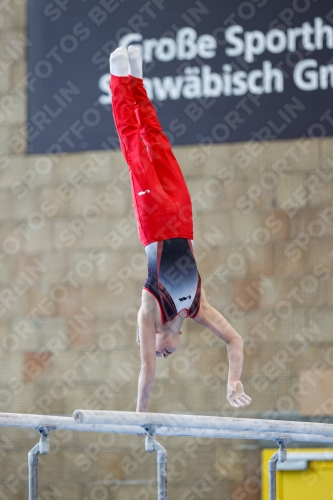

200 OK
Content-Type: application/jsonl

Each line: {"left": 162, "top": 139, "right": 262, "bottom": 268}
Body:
{"left": 28, "top": 444, "right": 39, "bottom": 500}
{"left": 28, "top": 427, "right": 51, "bottom": 500}
{"left": 144, "top": 424, "right": 167, "bottom": 500}
{"left": 268, "top": 438, "right": 289, "bottom": 500}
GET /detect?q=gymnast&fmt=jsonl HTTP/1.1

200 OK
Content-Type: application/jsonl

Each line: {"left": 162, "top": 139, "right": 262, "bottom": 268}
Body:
{"left": 109, "top": 46, "right": 252, "bottom": 413}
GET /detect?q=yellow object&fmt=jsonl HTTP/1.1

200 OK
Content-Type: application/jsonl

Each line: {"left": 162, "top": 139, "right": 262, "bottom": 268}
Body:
{"left": 261, "top": 448, "right": 333, "bottom": 500}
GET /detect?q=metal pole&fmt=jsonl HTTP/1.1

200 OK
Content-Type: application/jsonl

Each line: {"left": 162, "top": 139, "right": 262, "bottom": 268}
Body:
{"left": 28, "top": 428, "right": 50, "bottom": 500}
{"left": 28, "top": 444, "right": 39, "bottom": 500}
{"left": 155, "top": 441, "right": 167, "bottom": 500}
{"left": 145, "top": 425, "right": 167, "bottom": 500}
{"left": 268, "top": 452, "right": 278, "bottom": 500}
{"left": 268, "top": 441, "right": 287, "bottom": 500}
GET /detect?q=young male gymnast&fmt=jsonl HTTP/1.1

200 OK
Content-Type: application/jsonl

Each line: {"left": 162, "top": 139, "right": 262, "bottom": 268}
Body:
{"left": 109, "top": 46, "right": 252, "bottom": 413}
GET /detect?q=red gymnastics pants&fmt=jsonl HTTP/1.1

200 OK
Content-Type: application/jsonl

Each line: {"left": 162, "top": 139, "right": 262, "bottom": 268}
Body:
{"left": 110, "top": 75, "right": 193, "bottom": 247}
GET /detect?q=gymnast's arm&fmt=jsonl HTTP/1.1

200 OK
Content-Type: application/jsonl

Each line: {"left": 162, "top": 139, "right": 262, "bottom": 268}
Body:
{"left": 136, "top": 305, "right": 157, "bottom": 412}
{"left": 193, "top": 288, "right": 252, "bottom": 408}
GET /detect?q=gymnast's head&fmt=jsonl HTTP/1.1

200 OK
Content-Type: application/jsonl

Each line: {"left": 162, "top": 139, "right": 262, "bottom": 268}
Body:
{"left": 155, "top": 329, "right": 182, "bottom": 358}
{"left": 136, "top": 324, "right": 182, "bottom": 358}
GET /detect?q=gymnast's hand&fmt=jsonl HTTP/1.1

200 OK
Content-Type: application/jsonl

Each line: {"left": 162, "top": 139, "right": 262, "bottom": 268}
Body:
{"left": 227, "top": 380, "right": 252, "bottom": 408}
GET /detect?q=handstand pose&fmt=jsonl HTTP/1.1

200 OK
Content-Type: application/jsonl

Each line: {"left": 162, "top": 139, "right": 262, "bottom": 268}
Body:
{"left": 109, "top": 46, "right": 252, "bottom": 413}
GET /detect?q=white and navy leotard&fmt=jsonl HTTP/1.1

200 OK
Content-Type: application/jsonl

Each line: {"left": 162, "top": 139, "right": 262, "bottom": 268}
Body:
{"left": 144, "top": 238, "right": 201, "bottom": 324}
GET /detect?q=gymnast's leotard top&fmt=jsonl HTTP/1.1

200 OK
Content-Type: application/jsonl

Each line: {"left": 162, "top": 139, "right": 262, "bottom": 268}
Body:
{"left": 143, "top": 238, "right": 201, "bottom": 324}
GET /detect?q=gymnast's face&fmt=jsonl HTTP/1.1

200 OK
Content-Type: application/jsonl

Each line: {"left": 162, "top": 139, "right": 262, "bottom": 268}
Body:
{"left": 156, "top": 330, "right": 182, "bottom": 358}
